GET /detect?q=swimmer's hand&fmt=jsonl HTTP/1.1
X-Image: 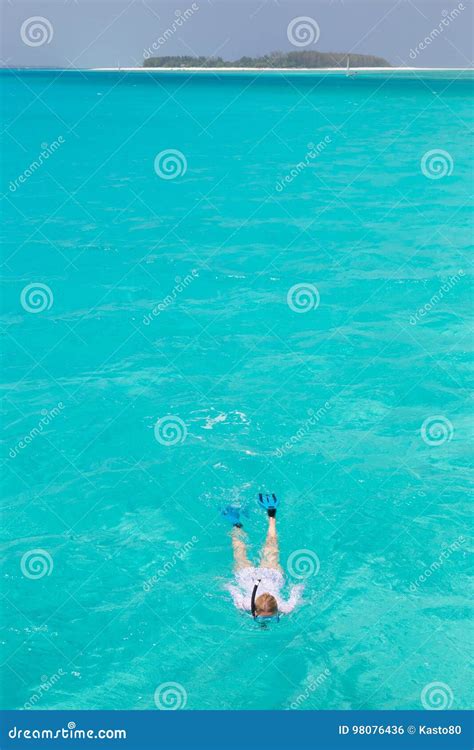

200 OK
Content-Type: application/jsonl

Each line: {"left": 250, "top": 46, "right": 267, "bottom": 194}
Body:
{"left": 278, "top": 584, "right": 305, "bottom": 614}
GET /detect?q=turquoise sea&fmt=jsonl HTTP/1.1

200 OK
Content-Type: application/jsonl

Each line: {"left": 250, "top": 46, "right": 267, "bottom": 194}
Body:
{"left": 1, "top": 69, "right": 472, "bottom": 711}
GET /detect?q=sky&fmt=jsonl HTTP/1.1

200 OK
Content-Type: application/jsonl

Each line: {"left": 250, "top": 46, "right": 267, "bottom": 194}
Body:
{"left": 1, "top": 0, "right": 472, "bottom": 69}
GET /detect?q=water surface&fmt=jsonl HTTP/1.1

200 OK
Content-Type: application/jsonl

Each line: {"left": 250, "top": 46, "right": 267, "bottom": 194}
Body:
{"left": 1, "top": 69, "right": 472, "bottom": 711}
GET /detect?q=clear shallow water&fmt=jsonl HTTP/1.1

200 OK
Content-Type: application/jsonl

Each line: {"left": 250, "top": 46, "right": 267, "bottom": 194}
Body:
{"left": 1, "top": 70, "right": 472, "bottom": 711}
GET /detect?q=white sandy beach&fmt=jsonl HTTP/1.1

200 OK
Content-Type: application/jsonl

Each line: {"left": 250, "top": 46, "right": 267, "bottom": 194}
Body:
{"left": 91, "top": 66, "right": 470, "bottom": 72}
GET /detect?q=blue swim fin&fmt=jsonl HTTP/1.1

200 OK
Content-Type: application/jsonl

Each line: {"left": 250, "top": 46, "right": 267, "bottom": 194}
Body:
{"left": 221, "top": 505, "right": 243, "bottom": 528}
{"left": 258, "top": 493, "right": 279, "bottom": 517}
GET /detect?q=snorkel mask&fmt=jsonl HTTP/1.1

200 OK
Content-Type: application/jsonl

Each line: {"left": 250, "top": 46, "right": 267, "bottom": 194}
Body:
{"left": 250, "top": 579, "right": 280, "bottom": 625}
{"left": 254, "top": 614, "right": 280, "bottom": 625}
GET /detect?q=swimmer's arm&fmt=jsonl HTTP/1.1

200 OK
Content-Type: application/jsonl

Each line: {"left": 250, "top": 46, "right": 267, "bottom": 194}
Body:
{"left": 278, "top": 584, "right": 304, "bottom": 614}
{"left": 227, "top": 584, "right": 247, "bottom": 610}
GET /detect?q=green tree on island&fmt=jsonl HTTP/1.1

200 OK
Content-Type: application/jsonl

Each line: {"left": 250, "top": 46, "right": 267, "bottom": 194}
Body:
{"left": 143, "top": 50, "right": 390, "bottom": 69}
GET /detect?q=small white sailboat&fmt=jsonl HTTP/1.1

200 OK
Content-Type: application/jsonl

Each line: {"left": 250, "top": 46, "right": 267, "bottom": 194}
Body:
{"left": 346, "top": 55, "right": 357, "bottom": 77}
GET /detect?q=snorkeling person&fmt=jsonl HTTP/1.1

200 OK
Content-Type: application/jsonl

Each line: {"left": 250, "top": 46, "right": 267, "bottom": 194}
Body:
{"left": 224, "top": 494, "right": 304, "bottom": 623}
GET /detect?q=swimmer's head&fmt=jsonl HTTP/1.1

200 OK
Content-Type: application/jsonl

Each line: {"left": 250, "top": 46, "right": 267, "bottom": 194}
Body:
{"left": 255, "top": 592, "right": 278, "bottom": 617}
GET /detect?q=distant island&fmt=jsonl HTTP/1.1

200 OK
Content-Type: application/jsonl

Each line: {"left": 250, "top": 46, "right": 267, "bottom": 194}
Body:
{"left": 143, "top": 51, "right": 391, "bottom": 69}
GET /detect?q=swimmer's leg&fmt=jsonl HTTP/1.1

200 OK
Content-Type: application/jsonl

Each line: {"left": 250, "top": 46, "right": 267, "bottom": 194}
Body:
{"left": 231, "top": 526, "right": 252, "bottom": 571}
{"left": 260, "top": 516, "right": 282, "bottom": 572}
